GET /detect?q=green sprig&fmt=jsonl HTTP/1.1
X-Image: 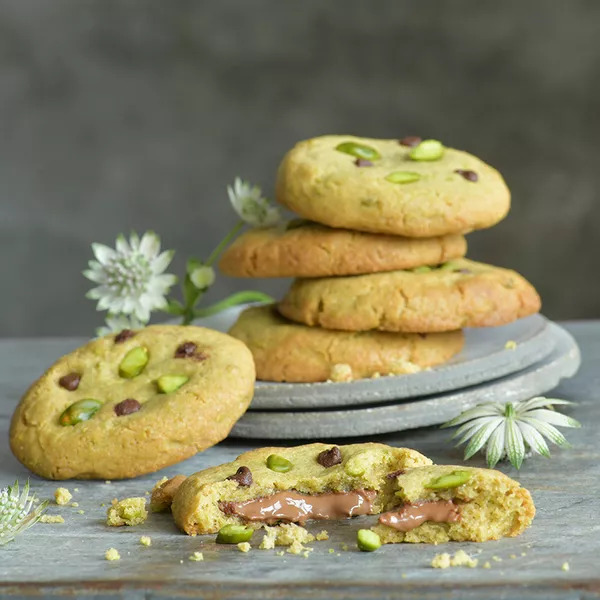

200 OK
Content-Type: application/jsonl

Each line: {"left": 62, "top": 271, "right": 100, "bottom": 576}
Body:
{"left": 0, "top": 480, "right": 48, "bottom": 546}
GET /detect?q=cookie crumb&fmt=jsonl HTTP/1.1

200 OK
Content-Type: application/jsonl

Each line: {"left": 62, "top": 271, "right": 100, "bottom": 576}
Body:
{"left": 140, "top": 536, "right": 152, "bottom": 547}
{"left": 509, "top": 554, "right": 517, "bottom": 559}
{"left": 276, "top": 551, "right": 285, "bottom": 557}
{"left": 303, "top": 550, "right": 311, "bottom": 559}
{"left": 432, "top": 550, "right": 478, "bottom": 569}
{"left": 237, "top": 542, "right": 251, "bottom": 553}
{"left": 483, "top": 561, "right": 491, "bottom": 569}
{"left": 521, "top": 552, "right": 527, "bottom": 556}
{"left": 389, "top": 359, "right": 422, "bottom": 375}
{"left": 188, "top": 551, "right": 204, "bottom": 561}
{"left": 105, "top": 548, "right": 120, "bottom": 561}
{"left": 105, "top": 480, "right": 112, "bottom": 484}
{"left": 54, "top": 487, "right": 72, "bottom": 505}
{"left": 287, "top": 540, "right": 313, "bottom": 555}
{"left": 77, "top": 510, "right": 85, "bottom": 515}
{"left": 73, "top": 488, "right": 80, "bottom": 492}
{"left": 328, "top": 548, "right": 335, "bottom": 554}
{"left": 260, "top": 524, "right": 314, "bottom": 550}
{"left": 505, "top": 340, "right": 517, "bottom": 350}
{"left": 71, "top": 502, "right": 79, "bottom": 508}
{"left": 371, "top": 372, "right": 381, "bottom": 379}
{"left": 401, "top": 574, "right": 407, "bottom": 579}
{"left": 106, "top": 497, "right": 148, "bottom": 527}
{"left": 492, "top": 555, "right": 502, "bottom": 562}
{"left": 330, "top": 363, "right": 353, "bottom": 383}
{"left": 315, "top": 530, "right": 329, "bottom": 541}
{"left": 39, "top": 515, "right": 65, "bottom": 524}
{"left": 341, "top": 543, "right": 349, "bottom": 551}
{"left": 562, "top": 562, "right": 570, "bottom": 572}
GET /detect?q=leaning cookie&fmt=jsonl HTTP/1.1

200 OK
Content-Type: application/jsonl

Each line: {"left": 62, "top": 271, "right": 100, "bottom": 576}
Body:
{"left": 219, "top": 220, "right": 467, "bottom": 278}
{"left": 9, "top": 325, "right": 255, "bottom": 480}
{"left": 275, "top": 135, "right": 510, "bottom": 237}
{"left": 228, "top": 305, "right": 464, "bottom": 382}
{"left": 372, "top": 465, "right": 535, "bottom": 543}
{"left": 171, "top": 443, "right": 432, "bottom": 535}
{"left": 278, "top": 259, "right": 541, "bottom": 333}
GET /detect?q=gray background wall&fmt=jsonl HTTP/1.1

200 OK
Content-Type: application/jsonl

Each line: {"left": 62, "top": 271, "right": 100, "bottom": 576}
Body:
{"left": 1, "top": 0, "right": 599, "bottom": 337}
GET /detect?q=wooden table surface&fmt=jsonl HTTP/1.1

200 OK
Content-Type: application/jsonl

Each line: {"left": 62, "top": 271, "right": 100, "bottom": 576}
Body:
{"left": 1, "top": 323, "right": 599, "bottom": 599}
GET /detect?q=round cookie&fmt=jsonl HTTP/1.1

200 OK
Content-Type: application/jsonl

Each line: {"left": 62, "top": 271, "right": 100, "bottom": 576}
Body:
{"left": 373, "top": 465, "right": 535, "bottom": 543}
{"left": 228, "top": 305, "right": 464, "bottom": 382}
{"left": 278, "top": 258, "right": 541, "bottom": 333}
{"left": 170, "top": 442, "right": 433, "bottom": 535}
{"left": 9, "top": 325, "right": 255, "bottom": 480}
{"left": 219, "top": 220, "right": 467, "bottom": 278}
{"left": 275, "top": 135, "right": 510, "bottom": 237}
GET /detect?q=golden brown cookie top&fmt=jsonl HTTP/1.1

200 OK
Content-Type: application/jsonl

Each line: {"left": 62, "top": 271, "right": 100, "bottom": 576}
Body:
{"left": 219, "top": 220, "right": 467, "bottom": 278}
{"left": 276, "top": 135, "right": 510, "bottom": 237}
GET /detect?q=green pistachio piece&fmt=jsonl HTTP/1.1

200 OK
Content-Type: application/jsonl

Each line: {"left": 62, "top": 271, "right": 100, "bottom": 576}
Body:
{"left": 59, "top": 398, "right": 102, "bottom": 426}
{"left": 344, "top": 453, "right": 368, "bottom": 477}
{"left": 425, "top": 470, "right": 472, "bottom": 490}
{"left": 384, "top": 171, "right": 421, "bottom": 184}
{"left": 216, "top": 524, "right": 254, "bottom": 544}
{"left": 266, "top": 454, "right": 293, "bottom": 473}
{"left": 118, "top": 346, "right": 149, "bottom": 379}
{"left": 336, "top": 142, "right": 381, "bottom": 161}
{"left": 411, "top": 265, "right": 433, "bottom": 274}
{"left": 439, "top": 260, "right": 461, "bottom": 271}
{"left": 357, "top": 529, "right": 381, "bottom": 552}
{"left": 156, "top": 375, "right": 189, "bottom": 394}
{"left": 408, "top": 139, "right": 444, "bottom": 161}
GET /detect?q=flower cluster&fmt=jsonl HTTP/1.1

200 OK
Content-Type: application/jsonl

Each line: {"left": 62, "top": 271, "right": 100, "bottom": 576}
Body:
{"left": 0, "top": 480, "right": 47, "bottom": 545}
{"left": 84, "top": 178, "right": 278, "bottom": 335}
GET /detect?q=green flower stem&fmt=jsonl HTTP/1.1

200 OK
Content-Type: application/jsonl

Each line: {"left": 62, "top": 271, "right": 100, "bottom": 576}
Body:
{"left": 205, "top": 220, "right": 245, "bottom": 267}
{"left": 193, "top": 291, "right": 272, "bottom": 319}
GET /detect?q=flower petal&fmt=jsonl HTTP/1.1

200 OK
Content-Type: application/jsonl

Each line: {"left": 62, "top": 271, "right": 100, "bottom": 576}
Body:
{"left": 139, "top": 231, "right": 161, "bottom": 260}
{"left": 519, "top": 416, "right": 571, "bottom": 448}
{"left": 524, "top": 409, "right": 581, "bottom": 428}
{"left": 463, "top": 417, "right": 503, "bottom": 460}
{"left": 91, "top": 243, "right": 116, "bottom": 264}
{"left": 442, "top": 404, "right": 503, "bottom": 428}
{"left": 152, "top": 250, "right": 175, "bottom": 275}
{"left": 516, "top": 396, "right": 575, "bottom": 413}
{"left": 516, "top": 419, "right": 551, "bottom": 458}
{"left": 505, "top": 417, "right": 525, "bottom": 469}
{"left": 453, "top": 416, "right": 499, "bottom": 444}
{"left": 485, "top": 421, "right": 506, "bottom": 468}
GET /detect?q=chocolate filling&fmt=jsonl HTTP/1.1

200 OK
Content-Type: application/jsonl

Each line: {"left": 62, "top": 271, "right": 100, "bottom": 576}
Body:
{"left": 220, "top": 490, "right": 376, "bottom": 525}
{"left": 379, "top": 500, "right": 460, "bottom": 532}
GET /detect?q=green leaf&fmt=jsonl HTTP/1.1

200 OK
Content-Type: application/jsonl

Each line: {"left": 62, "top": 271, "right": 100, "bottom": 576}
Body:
{"left": 463, "top": 418, "right": 503, "bottom": 460}
{"left": 505, "top": 418, "right": 525, "bottom": 469}
{"left": 485, "top": 422, "right": 506, "bottom": 468}
{"left": 163, "top": 299, "right": 185, "bottom": 316}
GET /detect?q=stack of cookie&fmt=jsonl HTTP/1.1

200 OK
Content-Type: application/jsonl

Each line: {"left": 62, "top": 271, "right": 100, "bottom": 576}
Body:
{"left": 220, "top": 135, "right": 541, "bottom": 383}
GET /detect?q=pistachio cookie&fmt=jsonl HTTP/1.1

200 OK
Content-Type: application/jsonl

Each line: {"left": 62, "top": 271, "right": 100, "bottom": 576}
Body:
{"left": 228, "top": 305, "right": 464, "bottom": 382}
{"left": 275, "top": 135, "right": 510, "bottom": 237}
{"left": 372, "top": 465, "right": 535, "bottom": 544}
{"left": 278, "top": 259, "right": 541, "bottom": 333}
{"left": 219, "top": 220, "right": 467, "bottom": 278}
{"left": 9, "top": 325, "right": 255, "bottom": 480}
{"left": 170, "top": 443, "right": 432, "bottom": 535}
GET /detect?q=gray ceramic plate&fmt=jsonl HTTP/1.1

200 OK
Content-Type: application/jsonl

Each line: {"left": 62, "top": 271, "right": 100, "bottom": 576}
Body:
{"left": 196, "top": 306, "right": 555, "bottom": 409}
{"left": 230, "top": 322, "right": 580, "bottom": 439}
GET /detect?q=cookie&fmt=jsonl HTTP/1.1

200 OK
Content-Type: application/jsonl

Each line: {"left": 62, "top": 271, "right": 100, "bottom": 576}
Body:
{"left": 278, "top": 259, "right": 541, "bottom": 333}
{"left": 228, "top": 305, "right": 464, "bottom": 382}
{"left": 275, "top": 135, "right": 510, "bottom": 237}
{"left": 372, "top": 465, "right": 535, "bottom": 544}
{"left": 219, "top": 220, "right": 467, "bottom": 278}
{"left": 9, "top": 325, "right": 255, "bottom": 480}
{"left": 170, "top": 443, "right": 432, "bottom": 535}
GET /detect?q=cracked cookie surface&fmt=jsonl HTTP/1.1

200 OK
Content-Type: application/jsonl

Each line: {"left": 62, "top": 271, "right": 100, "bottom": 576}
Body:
{"left": 278, "top": 259, "right": 541, "bottom": 333}
{"left": 228, "top": 305, "right": 464, "bottom": 382}
{"left": 10, "top": 325, "right": 255, "bottom": 480}
{"left": 219, "top": 221, "right": 466, "bottom": 278}
{"left": 275, "top": 135, "right": 510, "bottom": 237}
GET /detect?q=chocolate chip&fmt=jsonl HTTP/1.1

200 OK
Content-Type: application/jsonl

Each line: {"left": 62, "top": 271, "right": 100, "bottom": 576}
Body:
{"left": 386, "top": 469, "right": 406, "bottom": 479}
{"left": 226, "top": 466, "right": 253, "bottom": 487}
{"left": 354, "top": 158, "right": 373, "bottom": 167}
{"left": 114, "top": 398, "right": 141, "bottom": 416}
{"left": 399, "top": 136, "right": 422, "bottom": 147}
{"left": 58, "top": 372, "right": 80, "bottom": 391}
{"left": 317, "top": 446, "right": 342, "bottom": 468}
{"left": 114, "top": 329, "right": 135, "bottom": 344}
{"left": 454, "top": 169, "right": 478, "bottom": 182}
{"left": 175, "top": 342, "right": 197, "bottom": 358}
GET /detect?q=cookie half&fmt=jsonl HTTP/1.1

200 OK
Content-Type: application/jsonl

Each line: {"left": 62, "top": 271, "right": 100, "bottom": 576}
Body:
{"left": 10, "top": 325, "right": 255, "bottom": 480}
{"left": 228, "top": 305, "right": 464, "bottom": 382}
{"left": 219, "top": 221, "right": 467, "bottom": 278}
{"left": 373, "top": 465, "right": 535, "bottom": 543}
{"left": 276, "top": 135, "right": 510, "bottom": 237}
{"left": 278, "top": 259, "right": 541, "bottom": 333}
{"left": 170, "top": 443, "right": 432, "bottom": 535}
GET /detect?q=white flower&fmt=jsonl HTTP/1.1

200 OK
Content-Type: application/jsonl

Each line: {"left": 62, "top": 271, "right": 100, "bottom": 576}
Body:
{"left": 227, "top": 177, "right": 280, "bottom": 227}
{"left": 84, "top": 231, "right": 177, "bottom": 322}
{"left": 95, "top": 314, "right": 147, "bottom": 338}
{"left": 443, "top": 397, "right": 581, "bottom": 469}
{"left": 189, "top": 265, "right": 215, "bottom": 290}
{"left": 0, "top": 480, "right": 48, "bottom": 546}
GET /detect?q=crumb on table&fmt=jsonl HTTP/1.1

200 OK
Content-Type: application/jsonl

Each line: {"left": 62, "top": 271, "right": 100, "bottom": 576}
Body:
{"left": 188, "top": 551, "right": 204, "bottom": 561}
{"left": 39, "top": 515, "right": 65, "bottom": 524}
{"left": 140, "top": 536, "right": 152, "bottom": 546}
{"left": 431, "top": 550, "right": 478, "bottom": 569}
{"left": 105, "top": 548, "right": 120, "bottom": 561}
{"left": 238, "top": 542, "right": 251, "bottom": 553}
{"left": 54, "top": 487, "right": 72, "bottom": 505}
{"left": 106, "top": 497, "right": 148, "bottom": 527}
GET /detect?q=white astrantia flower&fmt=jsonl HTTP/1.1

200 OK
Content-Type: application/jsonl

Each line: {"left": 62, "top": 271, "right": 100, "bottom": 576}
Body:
{"left": 95, "top": 314, "right": 147, "bottom": 338}
{"left": 0, "top": 480, "right": 48, "bottom": 546}
{"left": 443, "top": 397, "right": 581, "bottom": 469}
{"left": 189, "top": 265, "right": 215, "bottom": 290}
{"left": 84, "top": 232, "right": 177, "bottom": 323}
{"left": 227, "top": 177, "right": 281, "bottom": 227}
